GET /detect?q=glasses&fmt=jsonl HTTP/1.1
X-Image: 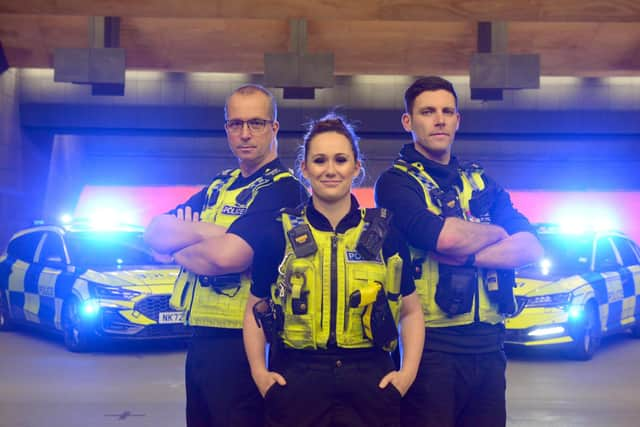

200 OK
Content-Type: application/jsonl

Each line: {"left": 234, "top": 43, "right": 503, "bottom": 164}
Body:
{"left": 225, "top": 118, "right": 274, "bottom": 134}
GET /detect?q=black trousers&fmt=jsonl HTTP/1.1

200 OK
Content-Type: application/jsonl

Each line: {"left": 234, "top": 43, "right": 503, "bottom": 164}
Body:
{"left": 402, "top": 350, "right": 507, "bottom": 427}
{"left": 265, "top": 348, "right": 402, "bottom": 427}
{"left": 185, "top": 329, "right": 263, "bottom": 427}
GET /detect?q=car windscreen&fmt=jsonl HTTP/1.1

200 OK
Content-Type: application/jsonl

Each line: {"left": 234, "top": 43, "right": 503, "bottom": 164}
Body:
{"left": 65, "top": 231, "right": 160, "bottom": 268}
{"left": 517, "top": 233, "right": 592, "bottom": 278}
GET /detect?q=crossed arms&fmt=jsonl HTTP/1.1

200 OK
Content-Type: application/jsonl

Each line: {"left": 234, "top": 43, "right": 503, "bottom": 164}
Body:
{"left": 143, "top": 206, "right": 254, "bottom": 276}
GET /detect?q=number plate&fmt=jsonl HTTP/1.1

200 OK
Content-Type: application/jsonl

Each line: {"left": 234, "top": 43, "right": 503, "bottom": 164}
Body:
{"left": 158, "top": 311, "right": 184, "bottom": 324}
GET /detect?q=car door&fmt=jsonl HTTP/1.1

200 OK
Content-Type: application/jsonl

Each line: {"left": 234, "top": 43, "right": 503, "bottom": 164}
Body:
{"left": 593, "top": 236, "right": 624, "bottom": 332}
{"left": 3, "top": 230, "right": 47, "bottom": 324}
{"left": 35, "top": 231, "right": 75, "bottom": 330}
{"left": 609, "top": 235, "right": 640, "bottom": 326}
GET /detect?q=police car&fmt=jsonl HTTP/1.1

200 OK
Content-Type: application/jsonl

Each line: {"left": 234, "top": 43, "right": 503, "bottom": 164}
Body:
{"left": 504, "top": 223, "right": 640, "bottom": 360}
{"left": 0, "top": 221, "right": 188, "bottom": 352}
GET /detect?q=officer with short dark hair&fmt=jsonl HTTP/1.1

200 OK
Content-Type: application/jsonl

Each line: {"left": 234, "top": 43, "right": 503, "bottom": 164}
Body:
{"left": 375, "top": 76, "right": 543, "bottom": 427}
{"left": 144, "top": 84, "right": 306, "bottom": 427}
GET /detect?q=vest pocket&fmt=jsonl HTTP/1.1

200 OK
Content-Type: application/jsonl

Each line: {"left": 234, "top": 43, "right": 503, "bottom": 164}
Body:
{"left": 169, "top": 268, "right": 193, "bottom": 311}
{"left": 385, "top": 254, "right": 403, "bottom": 325}
{"left": 434, "top": 264, "right": 477, "bottom": 316}
{"left": 342, "top": 268, "right": 386, "bottom": 347}
{"left": 416, "top": 258, "right": 446, "bottom": 319}
{"left": 279, "top": 259, "right": 317, "bottom": 349}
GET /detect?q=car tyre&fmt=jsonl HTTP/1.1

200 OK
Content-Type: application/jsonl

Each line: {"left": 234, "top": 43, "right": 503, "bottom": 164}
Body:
{"left": 568, "top": 303, "right": 601, "bottom": 361}
{"left": 0, "top": 291, "right": 14, "bottom": 331}
{"left": 62, "top": 298, "right": 95, "bottom": 352}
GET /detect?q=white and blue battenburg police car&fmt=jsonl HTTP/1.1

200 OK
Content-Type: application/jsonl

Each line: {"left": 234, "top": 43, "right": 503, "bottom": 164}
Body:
{"left": 0, "top": 220, "right": 188, "bottom": 352}
{"left": 505, "top": 223, "right": 640, "bottom": 360}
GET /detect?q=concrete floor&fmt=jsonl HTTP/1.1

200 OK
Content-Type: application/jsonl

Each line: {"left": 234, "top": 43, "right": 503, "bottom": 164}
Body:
{"left": 1, "top": 328, "right": 640, "bottom": 427}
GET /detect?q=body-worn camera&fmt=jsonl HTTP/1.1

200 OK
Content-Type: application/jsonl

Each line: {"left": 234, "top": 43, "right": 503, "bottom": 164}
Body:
{"left": 356, "top": 209, "right": 392, "bottom": 261}
{"left": 287, "top": 224, "right": 318, "bottom": 258}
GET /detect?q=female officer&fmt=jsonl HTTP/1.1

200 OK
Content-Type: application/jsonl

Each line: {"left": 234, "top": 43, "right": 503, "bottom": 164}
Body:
{"left": 242, "top": 114, "right": 424, "bottom": 427}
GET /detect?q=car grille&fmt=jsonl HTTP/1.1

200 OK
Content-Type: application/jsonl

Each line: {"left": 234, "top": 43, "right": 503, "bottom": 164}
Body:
{"left": 101, "top": 307, "right": 191, "bottom": 338}
{"left": 134, "top": 295, "right": 173, "bottom": 320}
{"left": 134, "top": 324, "right": 191, "bottom": 338}
{"left": 102, "top": 309, "right": 144, "bottom": 335}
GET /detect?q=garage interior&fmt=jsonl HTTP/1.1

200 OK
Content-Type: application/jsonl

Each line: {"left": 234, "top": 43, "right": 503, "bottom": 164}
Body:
{"left": 1, "top": 0, "right": 639, "bottom": 246}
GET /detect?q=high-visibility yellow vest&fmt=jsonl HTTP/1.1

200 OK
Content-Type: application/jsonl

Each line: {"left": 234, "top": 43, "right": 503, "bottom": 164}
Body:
{"left": 392, "top": 160, "right": 503, "bottom": 327}
{"left": 170, "top": 167, "right": 294, "bottom": 328}
{"left": 273, "top": 208, "right": 403, "bottom": 349}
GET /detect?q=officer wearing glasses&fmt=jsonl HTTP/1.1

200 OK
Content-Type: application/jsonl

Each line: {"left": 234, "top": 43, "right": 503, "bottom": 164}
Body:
{"left": 145, "top": 84, "right": 306, "bottom": 427}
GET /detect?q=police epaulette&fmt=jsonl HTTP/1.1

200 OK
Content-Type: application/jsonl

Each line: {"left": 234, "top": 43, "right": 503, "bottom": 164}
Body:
{"left": 236, "top": 168, "right": 290, "bottom": 206}
{"left": 393, "top": 158, "right": 425, "bottom": 175}
{"left": 459, "top": 161, "right": 484, "bottom": 174}
{"left": 214, "top": 168, "right": 237, "bottom": 180}
{"left": 392, "top": 158, "right": 410, "bottom": 169}
{"left": 281, "top": 203, "right": 306, "bottom": 217}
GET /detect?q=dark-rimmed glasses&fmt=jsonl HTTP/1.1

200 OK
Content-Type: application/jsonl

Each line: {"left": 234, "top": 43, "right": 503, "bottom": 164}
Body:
{"left": 225, "top": 118, "right": 274, "bottom": 134}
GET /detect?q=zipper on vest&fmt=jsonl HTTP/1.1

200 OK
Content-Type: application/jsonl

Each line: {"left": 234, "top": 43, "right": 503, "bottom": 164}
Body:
{"left": 329, "top": 234, "right": 338, "bottom": 346}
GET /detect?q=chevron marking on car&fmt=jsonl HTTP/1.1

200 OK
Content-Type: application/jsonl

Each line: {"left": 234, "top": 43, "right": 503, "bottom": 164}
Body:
{"left": 24, "top": 263, "right": 44, "bottom": 294}
{"left": 51, "top": 274, "right": 76, "bottom": 329}
{"left": 7, "top": 260, "right": 26, "bottom": 292}
{"left": 620, "top": 268, "right": 636, "bottom": 298}
{"left": 582, "top": 272, "right": 609, "bottom": 305}
{"left": 24, "top": 293, "right": 40, "bottom": 323}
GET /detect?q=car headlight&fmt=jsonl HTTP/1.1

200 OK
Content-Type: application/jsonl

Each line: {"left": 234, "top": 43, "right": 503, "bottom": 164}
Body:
{"left": 93, "top": 285, "right": 142, "bottom": 300}
{"left": 524, "top": 292, "right": 572, "bottom": 308}
{"left": 80, "top": 300, "right": 101, "bottom": 317}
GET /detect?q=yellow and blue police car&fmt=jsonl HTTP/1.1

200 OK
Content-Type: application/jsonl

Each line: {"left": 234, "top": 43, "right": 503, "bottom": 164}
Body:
{"left": 505, "top": 223, "right": 640, "bottom": 360}
{"left": 0, "top": 221, "right": 188, "bottom": 352}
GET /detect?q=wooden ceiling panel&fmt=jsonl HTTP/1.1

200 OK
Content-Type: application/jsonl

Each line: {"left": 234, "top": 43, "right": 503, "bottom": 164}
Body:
{"left": 308, "top": 21, "right": 475, "bottom": 75}
{"left": 1, "top": 1, "right": 639, "bottom": 76}
{"left": 2, "top": 0, "right": 640, "bottom": 21}
{"left": 510, "top": 23, "right": 640, "bottom": 75}
{"left": 120, "top": 18, "right": 288, "bottom": 72}
{"left": 0, "top": 15, "right": 87, "bottom": 67}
